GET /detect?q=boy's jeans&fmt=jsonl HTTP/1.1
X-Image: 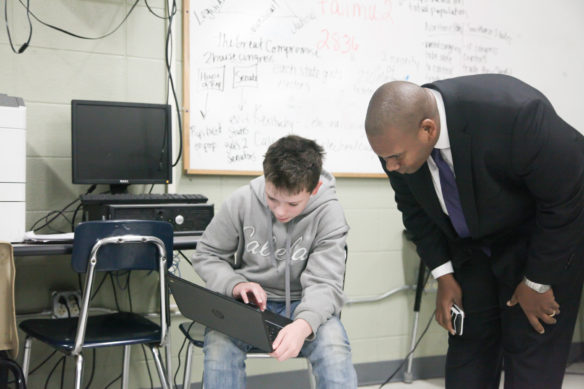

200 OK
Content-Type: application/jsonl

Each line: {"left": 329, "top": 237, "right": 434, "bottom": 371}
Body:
{"left": 202, "top": 300, "right": 358, "bottom": 389}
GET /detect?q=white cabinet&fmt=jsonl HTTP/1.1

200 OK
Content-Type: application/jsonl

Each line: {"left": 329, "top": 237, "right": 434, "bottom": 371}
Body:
{"left": 0, "top": 94, "right": 26, "bottom": 242}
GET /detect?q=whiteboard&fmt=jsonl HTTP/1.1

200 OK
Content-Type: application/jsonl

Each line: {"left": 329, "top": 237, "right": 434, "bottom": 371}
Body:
{"left": 183, "top": 0, "right": 584, "bottom": 176}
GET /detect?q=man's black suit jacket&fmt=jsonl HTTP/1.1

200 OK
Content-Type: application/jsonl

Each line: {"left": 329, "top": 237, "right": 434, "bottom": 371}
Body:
{"left": 383, "top": 74, "right": 584, "bottom": 288}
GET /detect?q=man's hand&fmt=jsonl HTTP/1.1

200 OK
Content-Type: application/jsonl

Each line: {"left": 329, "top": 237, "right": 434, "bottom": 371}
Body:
{"left": 232, "top": 282, "right": 267, "bottom": 311}
{"left": 435, "top": 273, "right": 463, "bottom": 335}
{"left": 507, "top": 281, "right": 560, "bottom": 334}
{"left": 269, "top": 319, "right": 312, "bottom": 361}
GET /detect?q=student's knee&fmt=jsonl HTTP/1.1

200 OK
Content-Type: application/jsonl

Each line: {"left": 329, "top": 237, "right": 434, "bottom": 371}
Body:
{"left": 204, "top": 329, "right": 245, "bottom": 362}
{"left": 202, "top": 331, "right": 247, "bottom": 389}
{"left": 305, "top": 317, "right": 352, "bottom": 359}
{"left": 303, "top": 318, "right": 357, "bottom": 388}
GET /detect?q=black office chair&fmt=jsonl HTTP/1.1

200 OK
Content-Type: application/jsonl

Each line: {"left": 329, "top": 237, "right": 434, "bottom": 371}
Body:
{"left": 19, "top": 220, "right": 174, "bottom": 389}
{"left": 178, "top": 246, "right": 349, "bottom": 389}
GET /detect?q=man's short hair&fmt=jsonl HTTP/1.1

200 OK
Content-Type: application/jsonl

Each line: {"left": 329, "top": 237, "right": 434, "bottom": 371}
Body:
{"left": 263, "top": 135, "right": 325, "bottom": 194}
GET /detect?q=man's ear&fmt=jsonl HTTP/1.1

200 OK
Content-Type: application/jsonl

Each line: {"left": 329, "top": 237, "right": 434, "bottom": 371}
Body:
{"left": 419, "top": 118, "right": 438, "bottom": 142}
{"left": 311, "top": 181, "right": 323, "bottom": 195}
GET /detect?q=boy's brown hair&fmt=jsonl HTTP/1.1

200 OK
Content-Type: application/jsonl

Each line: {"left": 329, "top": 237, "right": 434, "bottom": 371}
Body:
{"left": 263, "top": 135, "right": 325, "bottom": 194}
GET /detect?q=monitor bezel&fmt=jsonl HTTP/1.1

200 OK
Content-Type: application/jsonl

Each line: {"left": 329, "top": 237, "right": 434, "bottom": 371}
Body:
{"left": 71, "top": 99, "right": 173, "bottom": 187}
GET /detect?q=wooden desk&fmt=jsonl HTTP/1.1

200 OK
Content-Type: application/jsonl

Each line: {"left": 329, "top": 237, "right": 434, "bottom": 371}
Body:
{"left": 12, "top": 234, "right": 200, "bottom": 256}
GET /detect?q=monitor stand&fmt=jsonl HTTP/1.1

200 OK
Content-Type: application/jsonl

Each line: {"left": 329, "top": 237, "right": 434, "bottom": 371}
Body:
{"left": 109, "top": 184, "right": 129, "bottom": 194}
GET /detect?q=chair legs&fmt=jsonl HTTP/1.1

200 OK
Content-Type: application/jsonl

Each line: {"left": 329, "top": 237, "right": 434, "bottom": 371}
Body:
{"left": 22, "top": 337, "right": 86, "bottom": 389}
{"left": 183, "top": 342, "right": 195, "bottom": 389}
{"left": 122, "top": 345, "right": 131, "bottom": 389}
{"left": 112, "top": 344, "right": 171, "bottom": 389}
{"left": 150, "top": 346, "right": 170, "bottom": 389}
{"left": 21, "top": 337, "right": 32, "bottom": 384}
{"left": 22, "top": 338, "right": 311, "bottom": 389}
{"left": 22, "top": 340, "right": 170, "bottom": 389}
{"left": 165, "top": 334, "right": 173, "bottom": 386}
{"left": 74, "top": 353, "right": 84, "bottom": 389}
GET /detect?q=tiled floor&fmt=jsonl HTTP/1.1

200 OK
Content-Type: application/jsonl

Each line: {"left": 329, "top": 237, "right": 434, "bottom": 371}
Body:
{"left": 359, "top": 362, "right": 584, "bottom": 389}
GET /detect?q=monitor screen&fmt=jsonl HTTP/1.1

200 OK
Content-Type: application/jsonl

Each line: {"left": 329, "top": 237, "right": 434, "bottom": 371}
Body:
{"left": 71, "top": 100, "right": 172, "bottom": 188}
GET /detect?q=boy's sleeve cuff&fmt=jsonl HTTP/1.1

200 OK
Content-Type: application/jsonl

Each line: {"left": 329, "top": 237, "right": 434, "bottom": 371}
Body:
{"left": 294, "top": 311, "right": 320, "bottom": 341}
{"left": 224, "top": 275, "right": 248, "bottom": 297}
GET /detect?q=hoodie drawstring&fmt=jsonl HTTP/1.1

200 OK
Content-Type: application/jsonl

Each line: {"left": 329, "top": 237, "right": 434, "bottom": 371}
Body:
{"left": 285, "top": 222, "right": 292, "bottom": 318}
{"left": 267, "top": 212, "right": 278, "bottom": 266}
{"left": 267, "top": 210, "right": 293, "bottom": 318}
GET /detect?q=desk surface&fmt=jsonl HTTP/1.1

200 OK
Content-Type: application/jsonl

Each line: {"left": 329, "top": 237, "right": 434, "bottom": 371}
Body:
{"left": 12, "top": 234, "right": 200, "bottom": 256}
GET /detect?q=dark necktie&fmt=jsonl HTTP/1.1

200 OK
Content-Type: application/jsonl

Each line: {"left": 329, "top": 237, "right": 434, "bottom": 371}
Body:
{"left": 431, "top": 149, "right": 470, "bottom": 238}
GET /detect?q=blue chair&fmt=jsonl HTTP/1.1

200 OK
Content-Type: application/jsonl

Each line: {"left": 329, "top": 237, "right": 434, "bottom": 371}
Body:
{"left": 19, "top": 220, "right": 173, "bottom": 389}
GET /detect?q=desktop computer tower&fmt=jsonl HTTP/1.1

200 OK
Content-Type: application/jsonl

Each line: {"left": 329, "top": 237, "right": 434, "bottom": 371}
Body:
{"left": 84, "top": 203, "right": 214, "bottom": 235}
{"left": 0, "top": 94, "right": 26, "bottom": 242}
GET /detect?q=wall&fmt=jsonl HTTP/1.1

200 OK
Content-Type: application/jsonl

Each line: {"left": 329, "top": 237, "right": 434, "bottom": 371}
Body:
{"left": 1, "top": 1, "right": 582, "bottom": 388}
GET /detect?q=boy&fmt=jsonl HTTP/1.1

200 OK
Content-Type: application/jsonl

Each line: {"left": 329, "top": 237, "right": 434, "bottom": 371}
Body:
{"left": 192, "top": 135, "right": 358, "bottom": 389}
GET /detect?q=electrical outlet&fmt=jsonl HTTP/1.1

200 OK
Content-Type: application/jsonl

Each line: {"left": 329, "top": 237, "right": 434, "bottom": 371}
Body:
{"left": 51, "top": 291, "right": 82, "bottom": 318}
{"left": 66, "top": 292, "right": 81, "bottom": 316}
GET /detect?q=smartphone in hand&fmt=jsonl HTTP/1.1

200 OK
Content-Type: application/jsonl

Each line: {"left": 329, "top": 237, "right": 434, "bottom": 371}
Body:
{"left": 450, "top": 304, "right": 465, "bottom": 336}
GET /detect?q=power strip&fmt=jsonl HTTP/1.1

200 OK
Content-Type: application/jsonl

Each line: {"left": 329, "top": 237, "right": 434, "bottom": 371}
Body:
{"left": 51, "top": 291, "right": 81, "bottom": 318}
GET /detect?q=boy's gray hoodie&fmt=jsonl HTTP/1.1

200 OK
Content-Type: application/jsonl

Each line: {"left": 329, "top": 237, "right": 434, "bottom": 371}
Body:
{"left": 192, "top": 170, "right": 349, "bottom": 334}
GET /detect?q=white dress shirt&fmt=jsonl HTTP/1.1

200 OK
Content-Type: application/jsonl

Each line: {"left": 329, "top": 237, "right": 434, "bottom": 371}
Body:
{"left": 425, "top": 88, "right": 455, "bottom": 279}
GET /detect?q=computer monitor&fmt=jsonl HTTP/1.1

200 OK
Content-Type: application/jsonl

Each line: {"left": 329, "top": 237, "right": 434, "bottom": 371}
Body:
{"left": 71, "top": 100, "right": 172, "bottom": 192}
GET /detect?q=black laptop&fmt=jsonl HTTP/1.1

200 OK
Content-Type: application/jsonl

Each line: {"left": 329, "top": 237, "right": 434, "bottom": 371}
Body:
{"left": 168, "top": 273, "right": 293, "bottom": 352}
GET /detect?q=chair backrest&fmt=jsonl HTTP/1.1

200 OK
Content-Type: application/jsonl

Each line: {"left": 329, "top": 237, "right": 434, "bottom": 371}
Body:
{"left": 70, "top": 220, "right": 174, "bottom": 354}
{"left": 71, "top": 220, "right": 173, "bottom": 273}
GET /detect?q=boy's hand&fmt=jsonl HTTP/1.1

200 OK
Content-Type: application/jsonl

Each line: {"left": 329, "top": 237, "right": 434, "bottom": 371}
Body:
{"left": 269, "top": 319, "right": 312, "bottom": 361}
{"left": 232, "top": 282, "right": 267, "bottom": 311}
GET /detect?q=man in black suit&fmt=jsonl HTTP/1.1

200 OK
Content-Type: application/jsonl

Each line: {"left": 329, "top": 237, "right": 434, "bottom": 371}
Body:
{"left": 364, "top": 74, "right": 584, "bottom": 389}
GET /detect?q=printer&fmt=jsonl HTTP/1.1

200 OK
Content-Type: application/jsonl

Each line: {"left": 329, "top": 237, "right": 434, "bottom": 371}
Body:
{"left": 0, "top": 94, "right": 26, "bottom": 242}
